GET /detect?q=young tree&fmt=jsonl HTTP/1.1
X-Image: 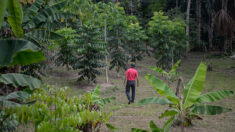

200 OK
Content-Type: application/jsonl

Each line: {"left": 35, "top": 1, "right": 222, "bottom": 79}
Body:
{"left": 148, "top": 12, "right": 186, "bottom": 69}
{"left": 73, "top": 25, "right": 106, "bottom": 83}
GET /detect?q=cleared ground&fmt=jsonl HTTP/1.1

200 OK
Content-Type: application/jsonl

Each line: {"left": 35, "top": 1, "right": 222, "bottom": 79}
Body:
{"left": 42, "top": 52, "right": 235, "bottom": 132}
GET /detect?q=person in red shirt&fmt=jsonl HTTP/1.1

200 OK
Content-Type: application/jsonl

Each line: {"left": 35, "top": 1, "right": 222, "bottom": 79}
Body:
{"left": 124, "top": 64, "right": 139, "bottom": 104}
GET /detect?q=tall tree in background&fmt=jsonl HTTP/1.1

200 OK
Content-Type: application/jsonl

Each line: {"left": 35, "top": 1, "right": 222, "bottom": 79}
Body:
{"left": 196, "top": 0, "right": 201, "bottom": 47}
{"left": 186, "top": 0, "right": 191, "bottom": 52}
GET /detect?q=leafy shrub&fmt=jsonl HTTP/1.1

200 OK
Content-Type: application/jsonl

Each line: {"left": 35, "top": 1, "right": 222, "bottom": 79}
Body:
{"left": 5, "top": 85, "right": 114, "bottom": 132}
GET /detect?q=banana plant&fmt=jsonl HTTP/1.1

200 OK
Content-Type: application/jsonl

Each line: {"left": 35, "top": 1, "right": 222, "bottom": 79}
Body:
{"left": 151, "top": 60, "right": 181, "bottom": 84}
{"left": 137, "top": 62, "right": 233, "bottom": 132}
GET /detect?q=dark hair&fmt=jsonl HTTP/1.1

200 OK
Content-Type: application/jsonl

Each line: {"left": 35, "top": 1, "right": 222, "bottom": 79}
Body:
{"left": 130, "top": 64, "right": 135, "bottom": 68}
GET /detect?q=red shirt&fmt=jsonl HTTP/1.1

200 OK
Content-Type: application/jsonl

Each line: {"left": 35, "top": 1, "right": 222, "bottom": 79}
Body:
{"left": 125, "top": 68, "right": 138, "bottom": 81}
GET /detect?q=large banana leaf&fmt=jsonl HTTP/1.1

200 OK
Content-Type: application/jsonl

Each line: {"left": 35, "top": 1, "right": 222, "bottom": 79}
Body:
{"left": 0, "top": 73, "right": 42, "bottom": 89}
{"left": 7, "top": 0, "right": 23, "bottom": 38}
{"left": 0, "top": 40, "right": 45, "bottom": 66}
{"left": 23, "top": 0, "right": 45, "bottom": 23}
{"left": 191, "top": 104, "right": 231, "bottom": 115}
{"left": 25, "top": 30, "right": 64, "bottom": 41}
{"left": 150, "top": 121, "right": 162, "bottom": 132}
{"left": 145, "top": 74, "right": 179, "bottom": 104}
{"left": 0, "top": 0, "right": 8, "bottom": 27}
{"left": 137, "top": 97, "right": 172, "bottom": 105}
{"left": 196, "top": 90, "right": 233, "bottom": 103}
{"left": 1, "top": 91, "right": 29, "bottom": 100}
{"left": 183, "top": 62, "right": 207, "bottom": 109}
{"left": 24, "top": 1, "right": 66, "bottom": 29}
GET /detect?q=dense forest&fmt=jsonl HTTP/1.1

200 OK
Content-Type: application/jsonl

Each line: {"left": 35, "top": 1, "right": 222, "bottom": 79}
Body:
{"left": 0, "top": 0, "right": 234, "bottom": 132}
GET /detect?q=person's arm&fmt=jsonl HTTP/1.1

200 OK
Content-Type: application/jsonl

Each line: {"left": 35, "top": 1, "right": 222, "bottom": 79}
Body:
{"left": 136, "top": 71, "right": 139, "bottom": 87}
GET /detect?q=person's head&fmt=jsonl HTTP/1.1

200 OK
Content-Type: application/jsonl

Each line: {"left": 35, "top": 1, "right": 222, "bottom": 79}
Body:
{"left": 130, "top": 64, "right": 136, "bottom": 68}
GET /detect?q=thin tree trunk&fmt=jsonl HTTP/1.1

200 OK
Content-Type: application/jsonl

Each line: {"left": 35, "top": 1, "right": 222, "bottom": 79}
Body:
{"left": 79, "top": 8, "right": 83, "bottom": 26}
{"left": 208, "top": 26, "right": 213, "bottom": 50}
{"left": 176, "top": 0, "right": 178, "bottom": 8}
{"left": 186, "top": 0, "right": 191, "bottom": 53}
{"left": 130, "top": 0, "right": 133, "bottom": 15}
{"left": 196, "top": 0, "right": 201, "bottom": 46}
{"left": 104, "top": 20, "right": 109, "bottom": 83}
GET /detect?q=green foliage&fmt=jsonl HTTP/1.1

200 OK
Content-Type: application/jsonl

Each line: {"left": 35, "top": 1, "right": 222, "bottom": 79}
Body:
{"left": 0, "top": 40, "right": 45, "bottom": 67}
{"left": 0, "top": 0, "right": 8, "bottom": 28}
{"left": 148, "top": 12, "right": 186, "bottom": 69}
{"left": 126, "top": 22, "right": 148, "bottom": 63}
{"left": 151, "top": 60, "right": 181, "bottom": 83}
{"left": 0, "top": 73, "right": 42, "bottom": 90}
{"left": 74, "top": 24, "right": 106, "bottom": 83}
{"left": 54, "top": 27, "right": 77, "bottom": 69}
{"left": 137, "top": 62, "right": 233, "bottom": 131}
{"left": 5, "top": 85, "right": 113, "bottom": 131}
{"left": 7, "top": 0, "right": 24, "bottom": 38}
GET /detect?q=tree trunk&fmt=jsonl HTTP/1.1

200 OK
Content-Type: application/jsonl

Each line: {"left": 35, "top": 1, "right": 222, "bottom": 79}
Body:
{"left": 186, "top": 0, "right": 191, "bottom": 53}
{"left": 196, "top": 0, "right": 201, "bottom": 46}
{"left": 176, "top": 0, "right": 178, "bottom": 8}
{"left": 208, "top": 26, "right": 213, "bottom": 50}
{"left": 130, "top": 0, "right": 133, "bottom": 15}
{"left": 104, "top": 20, "right": 109, "bottom": 83}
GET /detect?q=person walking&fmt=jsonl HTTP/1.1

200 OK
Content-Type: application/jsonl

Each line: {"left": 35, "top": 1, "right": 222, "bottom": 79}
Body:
{"left": 124, "top": 64, "right": 139, "bottom": 104}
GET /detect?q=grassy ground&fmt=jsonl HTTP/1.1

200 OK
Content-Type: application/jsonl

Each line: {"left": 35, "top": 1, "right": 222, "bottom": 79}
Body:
{"left": 42, "top": 52, "right": 235, "bottom": 132}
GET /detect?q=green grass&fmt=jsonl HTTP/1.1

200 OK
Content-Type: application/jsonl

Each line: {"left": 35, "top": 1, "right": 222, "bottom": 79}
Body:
{"left": 40, "top": 52, "right": 235, "bottom": 132}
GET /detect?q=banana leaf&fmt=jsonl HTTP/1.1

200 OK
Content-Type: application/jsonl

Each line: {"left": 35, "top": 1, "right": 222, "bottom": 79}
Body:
{"left": 159, "top": 109, "right": 178, "bottom": 119}
{"left": 196, "top": 90, "right": 233, "bottom": 103}
{"left": 150, "top": 67, "right": 167, "bottom": 74}
{"left": 0, "top": 40, "right": 45, "bottom": 67}
{"left": 25, "top": 30, "right": 64, "bottom": 41}
{"left": 145, "top": 74, "right": 179, "bottom": 104}
{"left": 191, "top": 104, "right": 231, "bottom": 115}
{"left": 0, "top": 0, "right": 8, "bottom": 27}
{"left": 24, "top": 1, "right": 67, "bottom": 29}
{"left": 7, "top": 0, "right": 23, "bottom": 38}
{"left": 137, "top": 97, "right": 172, "bottom": 105}
{"left": 163, "top": 116, "right": 175, "bottom": 132}
{"left": 23, "top": 0, "right": 45, "bottom": 23}
{"left": 183, "top": 62, "right": 207, "bottom": 109}
{"left": 0, "top": 73, "right": 42, "bottom": 89}
{"left": 169, "top": 60, "right": 181, "bottom": 74}
{"left": 94, "top": 97, "right": 115, "bottom": 106}
{"left": 106, "top": 123, "right": 117, "bottom": 132}
{"left": 92, "top": 85, "right": 101, "bottom": 100}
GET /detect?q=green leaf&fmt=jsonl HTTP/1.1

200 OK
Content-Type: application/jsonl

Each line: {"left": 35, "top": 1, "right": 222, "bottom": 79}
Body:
{"left": 7, "top": 0, "right": 23, "bottom": 38}
{"left": 23, "top": 0, "right": 44, "bottom": 23}
{"left": 137, "top": 97, "right": 172, "bottom": 106}
{"left": 191, "top": 104, "right": 232, "bottom": 115}
{"left": 150, "top": 67, "right": 167, "bottom": 75}
{"left": 0, "top": 0, "right": 8, "bottom": 28}
{"left": 25, "top": 30, "right": 64, "bottom": 41}
{"left": 196, "top": 90, "right": 233, "bottom": 103}
{"left": 0, "top": 73, "right": 42, "bottom": 89}
{"left": 159, "top": 109, "right": 178, "bottom": 119}
{"left": 163, "top": 116, "right": 175, "bottom": 132}
{"left": 150, "top": 120, "right": 162, "bottom": 132}
{"left": 169, "top": 60, "right": 181, "bottom": 73}
{"left": 145, "top": 74, "right": 179, "bottom": 104}
{"left": 131, "top": 128, "right": 148, "bottom": 132}
{"left": 1, "top": 91, "right": 29, "bottom": 100}
{"left": 94, "top": 97, "right": 115, "bottom": 106}
{"left": 91, "top": 85, "right": 101, "bottom": 100}
{"left": 183, "top": 62, "right": 207, "bottom": 109}
{"left": 24, "top": 1, "right": 67, "bottom": 29}
{"left": 0, "top": 40, "right": 45, "bottom": 67}
{"left": 106, "top": 123, "right": 117, "bottom": 132}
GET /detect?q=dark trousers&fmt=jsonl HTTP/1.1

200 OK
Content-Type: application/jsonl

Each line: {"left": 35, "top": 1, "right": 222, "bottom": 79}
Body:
{"left": 126, "top": 80, "right": 135, "bottom": 102}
